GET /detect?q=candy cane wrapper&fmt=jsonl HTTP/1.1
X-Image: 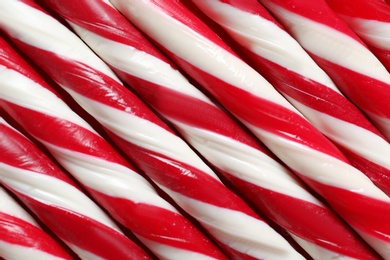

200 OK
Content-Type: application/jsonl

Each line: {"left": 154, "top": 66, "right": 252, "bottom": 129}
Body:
{"left": 0, "top": 36, "right": 225, "bottom": 260}
{"left": 0, "top": 185, "right": 72, "bottom": 260}
{"left": 0, "top": 117, "right": 151, "bottom": 260}
{"left": 188, "top": 0, "right": 390, "bottom": 196}
{"left": 257, "top": 0, "right": 390, "bottom": 141}
{"left": 42, "top": 0, "right": 380, "bottom": 258}
{"left": 109, "top": 0, "right": 390, "bottom": 257}
{"left": 326, "top": 0, "right": 390, "bottom": 73}
{"left": 0, "top": 1, "right": 303, "bottom": 259}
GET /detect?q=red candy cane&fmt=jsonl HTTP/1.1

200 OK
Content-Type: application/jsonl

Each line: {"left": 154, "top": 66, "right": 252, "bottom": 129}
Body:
{"left": 189, "top": 0, "right": 390, "bottom": 196}
{"left": 43, "top": 0, "right": 380, "bottom": 258}
{"left": 0, "top": 117, "right": 151, "bottom": 260}
{"left": 0, "top": 185, "right": 72, "bottom": 260}
{"left": 258, "top": 0, "right": 390, "bottom": 141}
{"left": 0, "top": 1, "right": 303, "bottom": 259}
{"left": 0, "top": 37, "right": 225, "bottom": 260}
{"left": 326, "top": 0, "right": 390, "bottom": 72}
{"left": 109, "top": 0, "right": 390, "bottom": 257}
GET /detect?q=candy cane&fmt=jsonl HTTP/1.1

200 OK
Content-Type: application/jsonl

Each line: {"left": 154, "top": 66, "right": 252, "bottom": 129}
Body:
{"left": 41, "top": 0, "right": 380, "bottom": 258}
{"left": 109, "top": 0, "right": 390, "bottom": 257}
{"left": 0, "top": 117, "right": 151, "bottom": 260}
{"left": 0, "top": 36, "right": 225, "bottom": 260}
{"left": 0, "top": 185, "right": 72, "bottom": 260}
{"left": 258, "top": 0, "right": 390, "bottom": 141}
{"left": 0, "top": 1, "right": 303, "bottom": 259}
{"left": 326, "top": 0, "right": 390, "bottom": 72}
{"left": 189, "top": 0, "right": 390, "bottom": 196}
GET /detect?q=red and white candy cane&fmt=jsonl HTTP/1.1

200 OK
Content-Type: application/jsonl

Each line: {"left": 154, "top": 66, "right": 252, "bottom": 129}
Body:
{"left": 189, "top": 0, "right": 390, "bottom": 196}
{"left": 326, "top": 0, "right": 390, "bottom": 72}
{"left": 0, "top": 185, "right": 72, "bottom": 260}
{"left": 43, "top": 0, "right": 379, "bottom": 258}
{"left": 109, "top": 0, "right": 390, "bottom": 257}
{"left": 0, "top": 37, "right": 226, "bottom": 260}
{"left": 0, "top": 1, "right": 304, "bottom": 259}
{"left": 0, "top": 117, "right": 151, "bottom": 260}
{"left": 258, "top": 0, "right": 390, "bottom": 141}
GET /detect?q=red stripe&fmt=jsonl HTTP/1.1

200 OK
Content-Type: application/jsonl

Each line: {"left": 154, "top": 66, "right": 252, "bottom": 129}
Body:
{"left": 106, "top": 131, "right": 260, "bottom": 219}
{"left": 0, "top": 38, "right": 57, "bottom": 96}
{"left": 117, "top": 70, "right": 267, "bottom": 152}
{"left": 0, "top": 101, "right": 131, "bottom": 168}
{"left": 337, "top": 145, "right": 390, "bottom": 196}
{"left": 165, "top": 51, "right": 349, "bottom": 161}
{"left": 0, "top": 120, "right": 75, "bottom": 185}
{"left": 326, "top": 0, "right": 390, "bottom": 21}
{"left": 6, "top": 189, "right": 151, "bottom": 260}
{"left": 246, "top": 54, "right": 383, "bottom": 135}
{"left": 309, "top": 53, "right": 390, "bottom": 119}
{"left": 295, "top": 174, "right": 390, "bottom": 242}
{"left": 368, "top": 45, "right": 390, "bottom": 72}
{"left": 42, "top": 0, "right": 171, "bottom": 64}
{"left": 260, "top": 0, "right": 364, "bottom": 43}
{"left": 9, "top": 38, "right": 172, "bottom": 133}
{"left": 89, "top": 189, "right": 227, "bottom": 259}
{"left": 149, "top": 0, "right": 237, "bottom": 57}
{"left": 222, "top": 171, "right": 379, "bottom": 259}
{"left": 0, "top": 212, "right": 72, "bottom": 259}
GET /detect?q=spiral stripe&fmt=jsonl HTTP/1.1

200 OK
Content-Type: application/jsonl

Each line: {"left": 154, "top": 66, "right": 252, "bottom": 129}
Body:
{"left": 109, "top": 0, "right": 390, "bottom": 257}
{"left": 190, "top": 0, "right": 390, "bottom": 196}
{"left": 326, "top": 0, "right": 390, "bottom": 71}
{"left": 0, "top": 1, "right": 302, "bottom": 259}
{"left": 259, "top": 0, "right": 390, "bottom": 140}
{"left": 0, "top": 187, "right": 71, "bottom": 260}
{"left": 0, "top": 36, "right": 225, "bottom": 259}
{"left": 0, "top": 119, "right": 150, "bottom": 260}
{"left": 43, "top": 1, "right": 386, "bottom": 257}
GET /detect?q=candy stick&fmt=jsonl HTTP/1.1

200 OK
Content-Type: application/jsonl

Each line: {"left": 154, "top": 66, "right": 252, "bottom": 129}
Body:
{"left": 0, "top": 117, "right": 151, "bottom": 260}
{"left": 0, "top": 1, "right": 303, "bottom": 259}
{"left": 42, "top": 0, "right": 380, "bottom": 258}
{"left": 257, "top": 0, "right": 390, "bottom": 141}
{"left": 326, "top": 0, "right": 390, "bottom": 72}
{"left": 0, "top": 186, "right": 72, "bottom": 260}
{"left": 188, "top": 0, "right": 390, "bottom": 196}
{"left": 0, "top": 37, "right": 226, "bottom": 260}
{"left": 109, "top": 0, "right": 390, "bottom": 257}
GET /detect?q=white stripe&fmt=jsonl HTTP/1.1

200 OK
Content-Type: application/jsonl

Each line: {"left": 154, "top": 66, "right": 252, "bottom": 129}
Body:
{"left": 110, "top": 0, "right": 299, "bottom": 112}
{"left": 69, "top": 23, "right": 212, "bottom": 104}
{"left": 162, "top": 190, "right": 304, "bottom": 259}
{"left": 0, "top": 241, "right": 66, "bottom": 260}
{"left": 357, "top": 231, "right": 390, "bottom": 259}
{"left": 289, "top": 234, "right": 356, "bottom": 260}
{"left": 264, "top": 3, "right": 390, "bottom": 83}
{"left": 0, "top": 186, "right": 39, "bottom": 227}
{"left": 287, "top": 98, "right": 390, "bottom": 170}
{"left": 339, "top": 16, "right": 390, "bottom": 50}
{"left": 41, "top": 142, "right": 177, "bottom": 212}
{"left": 192, "top": 0, "right": 340, "bottom": 93}
{"left": 61, "top": 87, "right": 219, "bottom": 179}
{"left": 174, "top": 120, "right": 322, "bottom": 205}
{"left": 137, "top": 235, "right": 218, "bottom": 260}
{"left": 0, "top": 0, "right": 120, "bottom": 83}
{"left": 247, "top": 124, "right": 390, "bottom": 201}
{"left": 0, "top": 163, "right": 119, "bottom": 231}
{"left": 0, "top": 65, "right": 95, "bottom": 133}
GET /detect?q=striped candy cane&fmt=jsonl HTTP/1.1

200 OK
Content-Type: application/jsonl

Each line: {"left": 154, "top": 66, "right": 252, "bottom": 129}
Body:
{"left": 109, "top": 0, "right": 390, "bottom": 257}
{"left": 189, "top": 0, "right": 390, "bottom": 196}
{"left": 0, "top": 36, "right": 226, "bottom": 260}
{"left": 0, "top": 117, "right": 151, "bottom": 260}
{"left": 43, "top": 0, "right": 380, "bottom": 258}
{"left": 0, "top": 1, "right": 303, "bottom": 259}
{"left": 0, "top": 185, "right": 72, "bottom": 260}
{"left": 258, "top": 0, "right": 390, "bottom": 141}
{"left": 326, "top": 0, "right": 390, "bottom": 72}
